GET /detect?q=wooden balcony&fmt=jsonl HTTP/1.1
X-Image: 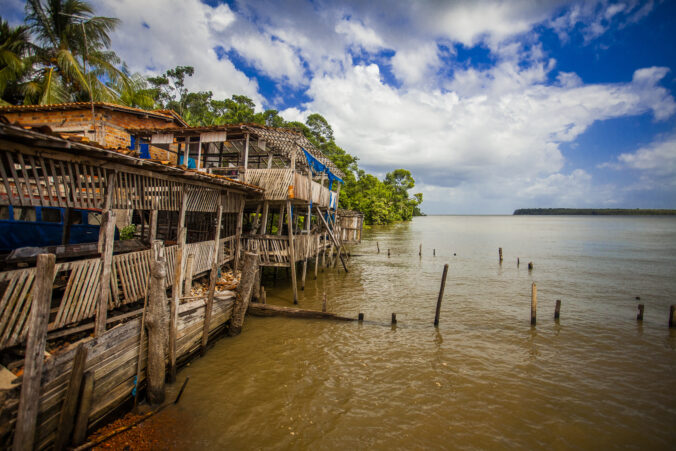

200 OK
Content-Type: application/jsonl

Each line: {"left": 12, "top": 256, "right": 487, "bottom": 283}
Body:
{"left": 244, "top": 169, "right": 334, "bottom": 208}
{"left": 241, "top": 233, "right": 329, "bottom": 266}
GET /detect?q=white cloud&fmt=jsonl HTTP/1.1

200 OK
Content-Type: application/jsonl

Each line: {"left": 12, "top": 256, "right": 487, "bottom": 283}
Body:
{"left": 93, "top": 0, "right": 263, "bottom": 105}
{"left": 335, "top": 19, "right": 385, "bottom": 52}
{"left": 228, "top": 33, "right": 306, "bottom": 86}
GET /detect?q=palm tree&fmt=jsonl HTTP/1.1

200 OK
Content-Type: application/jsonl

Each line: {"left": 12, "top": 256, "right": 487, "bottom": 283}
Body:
{"left": 0, "top": 18, "right": 34, "bottom": 105}
{"left": 23, "top": 0, "right": 127, "bottom": 104}
{"left": 112, "top": 71, "right": 156, "bottom": 109}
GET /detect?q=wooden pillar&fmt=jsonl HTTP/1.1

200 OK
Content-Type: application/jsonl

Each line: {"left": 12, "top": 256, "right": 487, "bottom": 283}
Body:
{"left": 183, "top": 253, "right": 195, "bottom": 297}
{"left": 54, "top": 344, "right": 88, "bottom": 451}
{"left": 301, "top": 204, "right": 310, "bottom": 290}
{"left": 202, "top": 196, "right": 223, "bottom": 352}
{"left": 243, "top": 133, "right": 250, "bottom": 179}
{"left": 148, "top": 208, "right": 158, "bottom": 244}
{"left": 182, "top": 137, "right": 190, "bottom": 167}
{"left": 267, "top": 154, "right": 273, "bottom": 169}
{"left": 277, "top": 204, "right": 285, "bottom": 235}
{"left": 13, "top": 254, "right": 55, "bottom": 451}
{"left": 169, "top": 187, "right": 187, "bottom": 382}
{"left": 260, "top": 201, "right": 269, "bottom": 235}
{"left": 234, "top": 197, "right": 245, "bottom": 270}
{"left": 286, "top": 201, "right": 298, "bottom": 304}
{"left": 314, "top": 233, "right": 319, "bottom": 280}
{"left": 95, "top": 172, "right": 116, "bottom": 337}
{"left": 196, "top": 134, "right": 203, "bottom": 170}
{"left": 146, "top": 240, "right": 167, "bottom": 404}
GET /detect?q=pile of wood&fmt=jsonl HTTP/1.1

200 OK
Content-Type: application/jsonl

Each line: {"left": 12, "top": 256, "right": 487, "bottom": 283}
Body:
{"left": 186, "top": 271, "right": 240, "bottom": 299}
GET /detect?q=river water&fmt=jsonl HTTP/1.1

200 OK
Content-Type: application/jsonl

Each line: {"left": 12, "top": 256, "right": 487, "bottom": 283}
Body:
{"left": 147, "top": 216, "right": 676, "bottom": 449}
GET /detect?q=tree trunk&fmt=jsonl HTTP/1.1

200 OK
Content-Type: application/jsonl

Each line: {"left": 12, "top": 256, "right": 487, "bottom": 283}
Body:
{"left": 145, "top": 242, "right": 167, "bottom": 405}
{"left": 229, "top": 252, "right": 259, "bottom": 336}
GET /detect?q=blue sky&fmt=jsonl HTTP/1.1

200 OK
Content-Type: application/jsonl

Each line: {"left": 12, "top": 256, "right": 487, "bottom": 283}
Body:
{"left": 7, "top": 0, "right": 676, "bottom": 213}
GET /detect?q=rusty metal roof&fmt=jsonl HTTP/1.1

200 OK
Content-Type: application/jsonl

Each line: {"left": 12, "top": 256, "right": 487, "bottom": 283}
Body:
{"left": 0, "top": 102, "right": 188, "bottom": 126}
{"left": 0, "top": 120, "right": 263, "bottom": 193}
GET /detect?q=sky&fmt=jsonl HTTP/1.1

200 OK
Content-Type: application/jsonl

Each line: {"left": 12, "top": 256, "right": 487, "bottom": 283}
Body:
{"left": 6, "top": 0, "right": 676, "bottom": 214}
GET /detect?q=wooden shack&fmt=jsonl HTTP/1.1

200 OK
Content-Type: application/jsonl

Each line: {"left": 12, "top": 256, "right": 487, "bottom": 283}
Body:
{"left": 0, "top": 120, "right": 262, "bottom": 449}
{"left": 336, "top": 209, "right": 363, "bottom": 245}
{"left": 0, "top": 102, "right": 187, "bottom": 160}
{"left": 128, "top": 124, "right": 351, "bottom": 303}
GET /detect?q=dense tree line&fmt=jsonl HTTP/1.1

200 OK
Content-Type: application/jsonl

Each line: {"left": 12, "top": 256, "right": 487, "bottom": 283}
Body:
{"left": 0, "top": 1, "right": 422, "bottom": 224}
{"left": 513, "top": 208, "right": 676, "bottom": 215}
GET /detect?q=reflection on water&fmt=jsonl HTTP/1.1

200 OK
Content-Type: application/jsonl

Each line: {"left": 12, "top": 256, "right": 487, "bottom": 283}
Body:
{"left": 150, "top": 216, "right": 676, "bottom": 449}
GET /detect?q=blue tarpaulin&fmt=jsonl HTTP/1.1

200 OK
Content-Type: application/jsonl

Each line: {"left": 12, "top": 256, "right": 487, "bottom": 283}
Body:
{"left": 301, "top": 148, "right": 343, "bottom": 185}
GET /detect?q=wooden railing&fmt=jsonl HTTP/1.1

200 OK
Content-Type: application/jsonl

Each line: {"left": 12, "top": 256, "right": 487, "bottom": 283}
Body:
{"left": 0, "top": 236, "right": 237, "bottom": 349}
{"left": 244, "top": 169, "right": 333, "bottom": 207}
{"left": 241, "top": 233, "right": 324, "bottom": 266}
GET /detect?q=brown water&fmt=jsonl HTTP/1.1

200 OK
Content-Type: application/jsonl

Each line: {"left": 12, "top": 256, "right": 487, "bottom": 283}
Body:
{"left": 150, "top": 216, "right": 676, "bottom": 449}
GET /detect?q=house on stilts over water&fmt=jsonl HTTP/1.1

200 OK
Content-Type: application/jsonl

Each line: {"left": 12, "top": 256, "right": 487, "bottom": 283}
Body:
{"left": 0, "top": 103, "right": 363, "bottom": 449}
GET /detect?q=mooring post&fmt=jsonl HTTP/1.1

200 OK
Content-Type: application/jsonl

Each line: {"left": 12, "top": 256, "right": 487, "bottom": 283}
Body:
{"left": 669, "top": 305, "right": 675, "bottom": 328}
{"left": 392, "top": 313, "right": 397, "bottom": 324}
{"left": 555, "top": 299, "right": 561, "bottom": 320}
{"left": 637, "top": 304, "right": 644, "bottom": 321}
{"left": 322, "top": 291, "right": 327, "bottom": 312}
{"left": 388, "top": 249, "right": 391, "bottom": 257}
{"left": 419, "top": 243, "right": 422, "bottom": 257}
{"left": 528, "top": 262, "right": 534, "bottom": 271}
{"left": 377, "top": 241, "right": 380, "bottom": 253}
{"left": 499, "top": 247, "right": 503, "bottom": 262}
{"left": 531, "top": 283, "right": 537, "bottom": 326}
{"left": 517, "top": 257, "right": 520, "bottom": 267}
{"left": 434, "top": 264, "right": 449, "bottom": 327}
{"left": 13, "top": 254, "right": 55, "bottom": 451}
{"left": 358, "top": 313, "right": 364, "bottom": 322}
{"left": 433, "top": 249, "right": 436, "bottom": 256}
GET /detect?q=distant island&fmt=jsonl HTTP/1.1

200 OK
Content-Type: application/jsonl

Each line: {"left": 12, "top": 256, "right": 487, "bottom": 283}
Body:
{"left": 514, "top": 208, "right": 676, "bottom": 215}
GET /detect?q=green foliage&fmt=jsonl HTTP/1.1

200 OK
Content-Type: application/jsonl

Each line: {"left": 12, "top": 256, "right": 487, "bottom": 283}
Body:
{"left": 119, "top": 224, "right": 136, "bottom": 240}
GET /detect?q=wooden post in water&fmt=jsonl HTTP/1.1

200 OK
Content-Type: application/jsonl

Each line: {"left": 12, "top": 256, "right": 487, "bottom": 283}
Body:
{"left": 13, "top": 254, "right": 55, "bottom": 451}
{"left": 637, "top": 304, "right": 644, "bottom": 321}
{"left": 531, "top": 283, "right": 537, "bottom": 326}
{"left": 419, "top": 243, "right": 422, "bottom": 257}
{"left": 434, "top": 264, "right": 449, "bottom": 327}
{"left": 377, "top": 242, "right": 380, "bottom": 253}
{"left": 392, "top": 313, "right": 397, "bottom": 324}
{"left": 555, "top": 299, "right": 561, "bottom": 320}
{"left": 517, "top": 257, "right": 520, "bottom": 267}
{"left": 528, "top": 262, "right": 534, "bottom": 271}
{"left": 202, "top": 197, "right": 223, "bottom": 353}
{"left": 260, "top": 286, "right": 266, "bottom": 304}
{"left": 433, "top": 249, "right": 436, "bottom": 256}
{"left": 54, "top": 344, "right": 88, "bottom": 451}
{"left": 499, "top": 247, "right": 503, "bottom": 262}
{"left": 146, "top": 241, "right": 167, "bottom": 405}
{"left": 72, "top": 370, "right": 94, "bottom": 446}
{"left": 184, "top": 253, "right": 195, "bottom": 297}
{"left": 358, "top": 313, "right": 364, "bottom": 322}
{"left": 230, "top": 252, "right": 259, "bottom": 335}
{"left": 314, "top": 234, "right": 320, "bottom": 280}
{"left": 323, "top": 291, "right": 327, "bottom": 313}
{"left": 669, "top": 305, "right": 675, "bottom": 328}
{"left": 388, "top": 249, "right": 391, "bottom": 257}
{"left": 301, "top": 205, "right": 310, "bottom": 291}
{"left": 286, "top": 201, "right": 298, "bottom": 304}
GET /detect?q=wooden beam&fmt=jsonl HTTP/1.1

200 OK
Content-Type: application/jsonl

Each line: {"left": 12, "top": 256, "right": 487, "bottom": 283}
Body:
{"left": 286, "top": 201, "right": 298, "bottom": 304}
{"left": 316, "top": 206, "right": 348, "bottom": 273}
{"left": 243, "top": 133, "right": 250, "bottom": 178}
{"left": 276, "top": 204, "right": 284, "bottom": 236}
{"left": 95, "top": 209, "right": 116, "bottom": 337}
{"left": 13, "top": 254, "right": 55, "bottom": 451}
{"left": 260, "top": 201, "right": 269, "bottom": 235}
{"left": 72, "top": 371, "right": 94, "bottom": 446}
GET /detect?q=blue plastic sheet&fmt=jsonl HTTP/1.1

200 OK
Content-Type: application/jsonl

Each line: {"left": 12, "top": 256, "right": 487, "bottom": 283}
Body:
{"left": 301, "top": 148, "right": 343, "bottom": 185}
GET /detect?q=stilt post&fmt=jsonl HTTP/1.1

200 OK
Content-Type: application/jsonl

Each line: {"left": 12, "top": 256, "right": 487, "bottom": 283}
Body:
{"left": 531, "top": 283, "right": 537, "bottom": 326}
{"left": 434, "top": 264, "right": 449, "bottom": 327}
